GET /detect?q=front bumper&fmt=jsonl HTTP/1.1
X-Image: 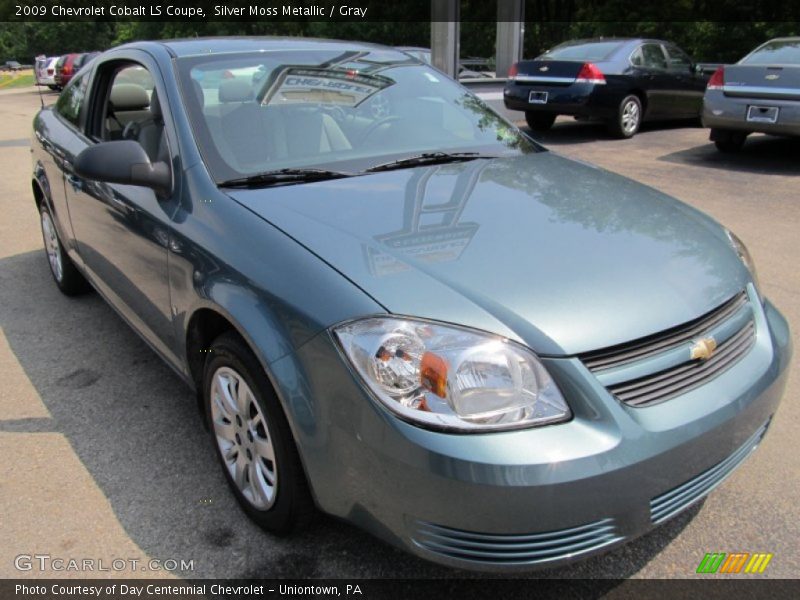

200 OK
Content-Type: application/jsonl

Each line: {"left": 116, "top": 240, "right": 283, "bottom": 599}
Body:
{"left": 274, "top": 296, "right": 791, "bottom": 572}
{"left": 702, "top": 89, "right": 800, "bottom": 136}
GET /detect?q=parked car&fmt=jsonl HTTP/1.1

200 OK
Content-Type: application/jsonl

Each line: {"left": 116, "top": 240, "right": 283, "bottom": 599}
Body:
{"left": 504, "top": 38, "right": 711, "bottom": 137}
{"left": 54, "top": 53, "right": 82, "bottom": 88}
{"left": 703, "top": 37, "right": 800, "bottom": 152}
{"left": 31, "top": 38, "right": 790, "bottom": 572}
{"left": 75, "top": 51, "right": 100, "bottom": 71}
{"left": 34, "top": 55, "right": 60, "bottom": 89}
{"left": 2, "top": 60, "right": 24, "bottom": 71}
{"left": 396, "top": 46, "right": 493, "bottom": 79}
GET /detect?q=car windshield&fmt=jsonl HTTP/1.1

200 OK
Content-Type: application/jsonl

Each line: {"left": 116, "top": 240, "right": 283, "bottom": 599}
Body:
{"left": 176, "top": 49, "right": 537, "bottom": 182}
{"left": 539, "top": 41, "right": 624, "bottom": 62}
{"left": 742, "top": 39, "right": 800, "bottom": 65}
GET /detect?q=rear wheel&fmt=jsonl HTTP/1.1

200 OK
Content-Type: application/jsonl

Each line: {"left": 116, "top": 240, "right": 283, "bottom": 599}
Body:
{"left": 525, "top": 112, "right": 556, "bottom": 132}
{"left": 712, "top": 130, "right": 747, "bottom": 153}
{"left": 608, "top": 95, "right": 642, "bottom": 138}
{"left": 39, "top": 203, "right": 89, "bottom": 295}
{"left": 203, "top": 332, "right": 315, "bottom": 535}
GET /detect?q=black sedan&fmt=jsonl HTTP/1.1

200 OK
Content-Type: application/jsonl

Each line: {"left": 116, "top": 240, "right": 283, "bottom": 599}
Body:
{"left": 504, "top": 38, "right": 710, "bottom": 137}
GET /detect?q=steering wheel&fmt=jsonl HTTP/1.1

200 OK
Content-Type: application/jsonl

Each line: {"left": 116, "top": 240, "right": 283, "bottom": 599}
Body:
{"left": 367, "top": 94, "right": 390, "bottom": 119}
{"left": 358, "top": 116, "right": 402, "bottom": 145}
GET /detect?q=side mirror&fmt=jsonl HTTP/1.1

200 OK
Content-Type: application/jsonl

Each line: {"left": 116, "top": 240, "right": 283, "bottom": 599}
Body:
{"left": 74, "top": 140, "right": 171, "bottom": 196}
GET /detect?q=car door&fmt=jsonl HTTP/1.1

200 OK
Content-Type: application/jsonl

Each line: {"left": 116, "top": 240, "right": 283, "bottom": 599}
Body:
{"left": 63, "top": 54, "right": 182, "bottom": 366}
{"left": 633, "top": 43, "right": 672, "bottom": 117}
{"left": 663, "top": 43, "right": 706, "bottom": 117}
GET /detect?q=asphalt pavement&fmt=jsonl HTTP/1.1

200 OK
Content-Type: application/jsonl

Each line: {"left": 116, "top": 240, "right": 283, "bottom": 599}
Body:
{"left": 0, "top": 85, "right": 797, "bottom": 580}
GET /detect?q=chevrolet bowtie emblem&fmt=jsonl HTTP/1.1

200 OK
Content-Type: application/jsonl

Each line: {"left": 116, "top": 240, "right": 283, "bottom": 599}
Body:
{"left": 691, "top": 337, "right": 718, "bottom": 361}
{"left": 540, "top": 66, "right": 549, "bottom": 72}
{"left": 765, "top": 74, "right": 780, "bottom": 80}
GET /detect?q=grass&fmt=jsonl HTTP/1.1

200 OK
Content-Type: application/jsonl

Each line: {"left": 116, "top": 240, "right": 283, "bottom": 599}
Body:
{"left": 0, "top": 70, "right": 36, "bottom": 90}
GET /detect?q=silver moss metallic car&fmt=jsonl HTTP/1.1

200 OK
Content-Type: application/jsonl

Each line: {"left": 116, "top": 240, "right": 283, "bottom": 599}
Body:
{"left": 31, "top": 38, "right": 791, "bottom": 571}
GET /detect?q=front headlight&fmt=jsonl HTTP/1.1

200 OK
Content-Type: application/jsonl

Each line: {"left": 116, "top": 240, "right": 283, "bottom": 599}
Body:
{"left": 333, "top": 317, "right": 571, "bottom": 432}
{"left": 725, "top": 228, "right": 759, "bottom": 289}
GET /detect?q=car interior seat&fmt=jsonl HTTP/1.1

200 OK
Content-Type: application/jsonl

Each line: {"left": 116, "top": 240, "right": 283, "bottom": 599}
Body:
{"left": 135, "top": 87, "right": 168, "bottom": 164}
{"left": 106, "top": 83, "right": 150, "bottom": 140}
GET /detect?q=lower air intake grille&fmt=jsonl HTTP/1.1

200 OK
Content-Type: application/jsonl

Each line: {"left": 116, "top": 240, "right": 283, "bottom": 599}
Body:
{"left": 650, "top": 419, "right": 770, "bottom": 524}
{"left": 412, "top": 518, "right": 622, "bottom": 565}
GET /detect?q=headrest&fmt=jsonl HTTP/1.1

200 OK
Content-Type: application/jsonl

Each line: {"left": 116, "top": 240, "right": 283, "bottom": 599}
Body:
{"left": 110, "top": 84, "right": 149, "bottom": 111}
{"left": 219, "top": 79, "right": 253, "bottom": 103}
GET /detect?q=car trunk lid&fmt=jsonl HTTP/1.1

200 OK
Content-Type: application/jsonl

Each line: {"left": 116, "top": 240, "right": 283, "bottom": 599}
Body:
{"left": 512, "top": 60, "right": 589, "bottom": 86}
{"left": 723, "top": 65, "right": 800, "bottom": 101}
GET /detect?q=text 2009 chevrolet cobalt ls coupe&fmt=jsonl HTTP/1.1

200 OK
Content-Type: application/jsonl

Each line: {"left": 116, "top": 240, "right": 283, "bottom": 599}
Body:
{"left": 31, "top": 38, "right": 791, "bottom": 571}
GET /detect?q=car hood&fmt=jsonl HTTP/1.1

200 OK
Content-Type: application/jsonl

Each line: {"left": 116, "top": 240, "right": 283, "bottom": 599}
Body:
{"left": 227, "top": 152, "right": 749, "bottom": 355}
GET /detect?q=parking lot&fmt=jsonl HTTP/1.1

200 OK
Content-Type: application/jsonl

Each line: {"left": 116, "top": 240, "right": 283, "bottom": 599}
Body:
{"left": 0, "top": 84, "right": 797, "bottom": 579}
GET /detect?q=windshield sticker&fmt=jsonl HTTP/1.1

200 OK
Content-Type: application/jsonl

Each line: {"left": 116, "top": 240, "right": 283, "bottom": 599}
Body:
{"left": 260, "top": 67, "right": 394, "bottom": 107}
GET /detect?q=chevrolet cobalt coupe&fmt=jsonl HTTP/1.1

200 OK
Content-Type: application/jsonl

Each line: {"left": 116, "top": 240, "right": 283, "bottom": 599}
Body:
{"left": 31, "top": 38, "right": 790, "bottom": 571}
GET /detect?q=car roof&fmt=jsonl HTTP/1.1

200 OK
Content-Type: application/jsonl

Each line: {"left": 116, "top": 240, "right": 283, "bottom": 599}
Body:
{"left": 125, "top": 36, "right": 397, "bottom": 58}
{"left": 554, "top": 38, "right": 664, "bottom": 46}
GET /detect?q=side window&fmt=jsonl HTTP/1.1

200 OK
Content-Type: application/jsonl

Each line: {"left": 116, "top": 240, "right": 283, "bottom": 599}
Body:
{"left": 55, "top": 72, "right": 89, "bottom": 128}
{"left": 103, "top": 65, "right": 155, "bottom": 142}
{"left": 630, "top": 47, "right": 644, "bottom": 67}
{"left": 665, "top": 44, "right": 692, "bottom": 71}
{"left": 95, "top": 63, "right": 167, "bottom": 163}
{"left": 641, "top": 44, "right": 668, "bottom": 70}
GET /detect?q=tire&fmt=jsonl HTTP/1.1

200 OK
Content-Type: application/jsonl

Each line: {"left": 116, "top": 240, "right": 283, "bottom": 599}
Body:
{"left": 608, "top": 94, "right": 642, "bottom": 138}
{"left": 525, "top": 112, "right": 556, "bottom": 132}
{"left": 203, "top": 331, "right": 315, "bottom": 535}
{"left": 713, "top": 132, "right": 747, "bottom": 153}
{"left": 39, "top": 203, "right": 90, "bottom": 296}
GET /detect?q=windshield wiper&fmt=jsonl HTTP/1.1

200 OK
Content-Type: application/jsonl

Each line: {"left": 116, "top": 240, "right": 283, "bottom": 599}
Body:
{"left": 219, "top": 168, "right": 355, "bottom": 188}
{"left": 365, "top": 152, "right": 497, "bottom": 173}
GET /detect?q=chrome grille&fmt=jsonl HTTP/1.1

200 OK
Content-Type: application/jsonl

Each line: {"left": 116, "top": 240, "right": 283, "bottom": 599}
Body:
{"left": 582, "top": 292, "right": 748, "bottom": 371}
{"left": 412, "top": 518, "right": 622, "bottom": 565}
{"left": 609, "top": 321, "right": 755, "bottom": 407}
{"left": 650, "top": 420, "right": 770, "bottom": 524}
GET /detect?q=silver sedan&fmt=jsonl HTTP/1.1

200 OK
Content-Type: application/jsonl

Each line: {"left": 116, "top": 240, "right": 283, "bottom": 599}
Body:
{"left": 703, "top": 37, "right": 800, "bottom": 152}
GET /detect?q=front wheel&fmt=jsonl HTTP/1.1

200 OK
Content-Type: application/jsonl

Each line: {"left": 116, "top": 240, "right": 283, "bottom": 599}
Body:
{"left": 39, "top": 203, "right": 89, "bottom": 295}
{"left": 203, "top": 332, "right": 315, "bottom": 535}
{"left": 525, "top": 112, "right": 556, "bottom": 132}
{"left": 608, "top": 95, "right": 642, "bottom": 138}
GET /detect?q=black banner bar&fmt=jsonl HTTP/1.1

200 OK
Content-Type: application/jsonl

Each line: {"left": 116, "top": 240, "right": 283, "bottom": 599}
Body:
{"left": 2, "top": 0, "right": 800, "bottom": 22}
{"left": 3, "top": 579, "right": 800, "bottom": 600}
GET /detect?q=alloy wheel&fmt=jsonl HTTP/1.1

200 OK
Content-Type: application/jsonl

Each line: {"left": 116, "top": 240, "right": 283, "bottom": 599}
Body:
{"left": 621, "top": 100, "right": 640, "bottom": 135}
{"left": 210, "top": 366, "right": 278, "bottom": 510}
{"left": 41, "top": 210, "right": 63, "bottom": 282}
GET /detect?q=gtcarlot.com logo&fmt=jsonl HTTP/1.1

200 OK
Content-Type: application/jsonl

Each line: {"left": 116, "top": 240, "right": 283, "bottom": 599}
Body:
{"left": 14, "top": 554, "right": 194, "bottom": 572}
{"left": 696, "top": 552, "right": 773, "bottom": 574}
